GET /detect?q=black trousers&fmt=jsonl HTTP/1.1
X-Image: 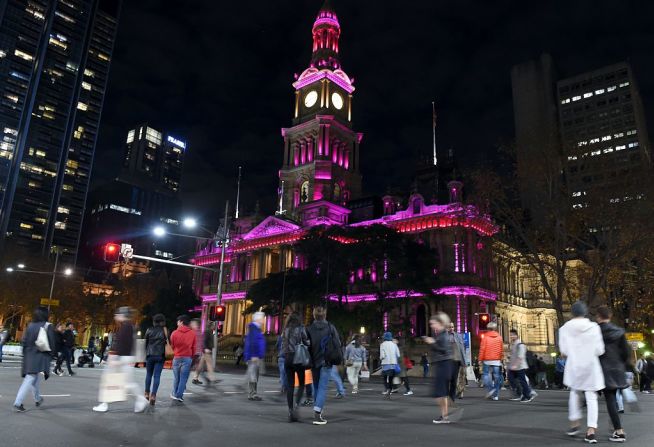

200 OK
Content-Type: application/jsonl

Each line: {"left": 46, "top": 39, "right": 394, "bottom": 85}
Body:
{"left": 55, "top": 347, "right": 73, "bottom": 373}
{"left": 640, "top": 373, "right": 651, "bottom": 392}
{"left": 383, "top": 370, "right": 396, "bottom": 391}
{"left": 449, "top": 362, "right": 460, "bottom": 401}
{"left": 285, "top": 360, "right": 305, "bottom": 410}
{"left": 604, "top": 389, "right": 622, "bottom": 430}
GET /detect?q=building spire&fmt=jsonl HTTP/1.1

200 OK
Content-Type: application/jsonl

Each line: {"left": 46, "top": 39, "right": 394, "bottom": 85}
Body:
{"left": 432, "top": 101, "right": 438, "bottom": 167}
{"left": 311, "top": 0, "right": 341, "bottom": 70}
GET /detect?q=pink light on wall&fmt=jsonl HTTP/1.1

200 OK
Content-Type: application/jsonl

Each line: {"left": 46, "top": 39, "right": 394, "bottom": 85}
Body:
{"left": 456, "top": 295, "right": 462, "bottom": 333}
{"left": 314, "top": 17, "right": 340, "bottom": 28}
{"left": 454, "top": 243, "right": 460, "bottom": 273}
{"left": 344, "top": 151, "right": 349, "bottom": 170}
{"left": 201, "top": 291, "right": 246, "bottom": 303}
{"left": 327, "top": 286, "right": 497, "bottom": 303}
{"left": 383, "top": 312, "right": 389, "bottom": 331}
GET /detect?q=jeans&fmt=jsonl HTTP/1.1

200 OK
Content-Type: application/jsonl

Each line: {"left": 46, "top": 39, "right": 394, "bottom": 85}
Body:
{"left": 346, "top": 362, "right": 363, "bottom": 391}
{"left": 569, "top": 390, "right": 598, "bottom": 429}
{"left": 14, "top": 373, "right": 41, "bottom": 406}
{"left": 483, "top": 364, "right": 502, "bottom": 398}
{"left": 278, "top": 356, "right": 288, "bottom": 391}
{"left": 508, "top": 369, "right": 532, "bottom": 399}
{"left": 330, "top": 365, "right": 345, "bottom": 395}
{"left": 0, "top": 343, "right": 4, "bottom": 362}
{"left": 604, "top": 389, "right": 622, "bottom": 430}
{"left": 172, "top": 357, "right": 192, "bottom": 399}
{"left": 145, "top": 355, "right": 164, "bottom": 395}
{"left": 312, "top": 366, "right": 331, "bottom": 413}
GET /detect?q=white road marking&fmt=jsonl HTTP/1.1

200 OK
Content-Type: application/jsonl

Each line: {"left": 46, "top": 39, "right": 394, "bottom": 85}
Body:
{"left": 263, "top": 390, "right": 280, "bottom": 393}
{"left": 224, "top": 391, "right": 244, "bottom": 394}
{"left": 183, "top": 392, "right": 194, "bottom": 395}
{"left": 40, "top": 394, "right": 71, "bottom": 397}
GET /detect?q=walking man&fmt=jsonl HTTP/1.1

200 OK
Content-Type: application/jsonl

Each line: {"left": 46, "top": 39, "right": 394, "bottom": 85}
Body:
{"left": 169, "top": 315, "right": 196, "bottom": 402}
{"left": 244, "top": 312, "right": 266, "bottom": 401}
{"left": 507, "top": 329, "right": 535, "bottom": 402}
{"left": 636, "top": 354, "right": 651, "bottom": 393}
{"left": 478, "top": 321, "right": 503, "bottom": 400}
{"left": 447, "top": 323, "right": 466, "bottom": 400}
{"left": 0, "top": 324, "right": 8, "bottom": 363}
{"left": 307, "top": 306, "right": 342, "bottom": 425}
{"left": 596, "top": 305, "right": 630, "bottom": 442}
{"left": 559, "top": 301, "right": 605, "bottom": 444}
{"left": 56, "top": 322, "right": 75, "bottom": 376}
{"left": 193, "top": 321, "right": 218, "bottom": 386}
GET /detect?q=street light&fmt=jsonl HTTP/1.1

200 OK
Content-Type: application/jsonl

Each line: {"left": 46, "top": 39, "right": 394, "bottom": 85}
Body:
{"left": 64, "top": 268, "right": 73, "bottom": 276}
{"left": 6, "top": 267, "right": 14, "bottom": 272}
{"left": 153, "top": 226, "right": 166, "bottom": 237}
{"left": 183, "top": 217, "right": 197, "bottom": 229}
{"left": 17, "top": 263, "right": 25, "bottom": 269}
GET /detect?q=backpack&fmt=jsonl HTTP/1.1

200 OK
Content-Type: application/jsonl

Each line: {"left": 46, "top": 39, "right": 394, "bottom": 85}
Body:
{"left": 35, "top": 323, "right": 51, "bottom": 352}
{"left": 321, "top": 324, "right": 343, "bottom": 366}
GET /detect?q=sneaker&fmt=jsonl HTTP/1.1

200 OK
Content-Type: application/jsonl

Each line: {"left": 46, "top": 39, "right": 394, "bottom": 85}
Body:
{"left": 313, "top": 411, "right": 327, "bottom": 425}
{"left": 618, "top": 409, "right": 624, "bottom": 414}
{"left": 35, "top": 398, "right": 43, "bottom": 407}
{"left": 390, "top": 389, "right": 398, "bottom": 394}
{"left": 609, "top": 432, "right": 626, "bottom": 443}
{"left": 492, "top": 396, "right": 499, "bottom": 401}
{"left": 134, "top": 396, "right": 148, "bottom": 413}
{"left": 56, "top": 370, "right": 64, "bottom": 377}
{"left": 530, "top": 391, "right": 539, "bottom": 398}
{"left": 381, "top": 391, "right": 389, "bottom": 395}
{"left": 178, "top": 396, "right": 185, "bottom": 403}
{"left": 404, "top": 390, "right": 414, "bottom": 396}
{"left": 302, "top": 399, "right": 313, "bottom": 407}
{"left": 93, "top": 403, "right": 108, "bottom": 412}
{"left": 484, "top": 391, "right": 495, "bottom": 399}
{"left": 170, "top": 394, "right": 180, "bottom": 401}
{"left": 192, "top": 379, "right": 203, "bottom": 385}
{"left": 510, "top": 397, "right": 522, "bottom": 401}
{"left": 14, "top": 404, "right": 26, "bottom": 412}
{"left": 335, "top": 393, "right": 344, "bottom": 399}
{"left": 520, "top": 396, "right": 535, "bottom": 403}
{"left": 251, "top": 395, "right": 262, "bottom": 401}
{"left": 584, "top": 433, "right": 598, "bottom": 444}
{"left": 432, "top": 416, "right": 451, "bottom": 424}
{"left": 351, "top": 390, "right": 358, "bottom": 394}
{"left": 566, "top": 426, "right": 581, "bottom": 437}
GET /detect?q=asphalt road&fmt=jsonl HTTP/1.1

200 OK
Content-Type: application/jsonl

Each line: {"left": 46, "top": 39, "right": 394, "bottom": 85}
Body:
{"left": 0, "top": 358, "right": 653, "bottom": 447}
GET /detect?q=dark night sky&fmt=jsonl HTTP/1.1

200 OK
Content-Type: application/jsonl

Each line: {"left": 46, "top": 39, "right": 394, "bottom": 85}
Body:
{"left": 93, "top": 0, "right": 654, "bottom": 225}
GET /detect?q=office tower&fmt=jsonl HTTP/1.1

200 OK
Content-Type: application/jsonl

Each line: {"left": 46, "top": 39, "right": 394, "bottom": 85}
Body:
{"left": 0, "top": 0, "right": 121, "bottom": 263}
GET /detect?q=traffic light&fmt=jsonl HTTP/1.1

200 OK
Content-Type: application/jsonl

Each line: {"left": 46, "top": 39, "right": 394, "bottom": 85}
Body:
{"left": 103, "top": 243, "right": 120, "bottom": 262}
{"left": 209, "top": 305, "right": 226, "bottom": 322}
{"left": 216, "top": 321, "right": 224, "bottom": 335}
{"left": 478, "top": 313, "right": 490, "bottom": 331}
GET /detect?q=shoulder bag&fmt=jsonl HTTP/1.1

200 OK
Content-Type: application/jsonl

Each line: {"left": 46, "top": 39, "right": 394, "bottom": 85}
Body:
{"left": 163, "top": 327, "right": 174, "bottom": 358}
{"left": 292, "top": 328, "right": 311, "bottom": 368}
{"left": 35, "top": 322, "right": 51, "bottom": 352}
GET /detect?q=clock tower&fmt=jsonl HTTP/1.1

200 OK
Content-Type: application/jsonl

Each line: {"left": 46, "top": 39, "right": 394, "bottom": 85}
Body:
{"left": 279, "top": 1, "right": 363, "bottom": 222}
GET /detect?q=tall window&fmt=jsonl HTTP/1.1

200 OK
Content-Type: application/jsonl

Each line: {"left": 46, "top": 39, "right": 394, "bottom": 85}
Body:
{"left": 300, "top": 181, "right": 310, "bottom": 203}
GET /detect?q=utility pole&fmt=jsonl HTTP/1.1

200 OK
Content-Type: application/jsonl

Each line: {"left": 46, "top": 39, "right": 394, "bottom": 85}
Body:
{"left": 47, "top": 247, "right": 61, "bottom": 313}
{"left": 212, "top": 200, "right": 230, "bottom": 366}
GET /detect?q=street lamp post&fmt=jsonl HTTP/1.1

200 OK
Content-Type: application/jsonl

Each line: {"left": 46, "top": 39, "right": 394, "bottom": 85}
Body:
{"left": 47, "top": 247, "right": 61, "bottom": 313}
{"left": 212, "top": 201, "right": 230, "bottom": 366}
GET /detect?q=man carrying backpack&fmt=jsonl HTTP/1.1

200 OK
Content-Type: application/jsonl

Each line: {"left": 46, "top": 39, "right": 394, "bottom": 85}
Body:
{"left": 307, "top": 306, "right": 342, "bottom": 425}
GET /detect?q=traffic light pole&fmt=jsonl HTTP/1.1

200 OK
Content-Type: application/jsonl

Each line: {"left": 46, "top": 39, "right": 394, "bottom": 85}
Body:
{"left": 212, "top": 201, "right": 230, "bottom": 367}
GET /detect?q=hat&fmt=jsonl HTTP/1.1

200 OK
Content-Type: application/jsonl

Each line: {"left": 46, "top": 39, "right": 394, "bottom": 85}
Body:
{"left": 383, "top": 331, "right": 393, "bottom": 341}
{"left": 571, "top": 301, "right": 588, "bottom": 318}
{"left": 115, "top": 306, "right": 132, "bottom": 318}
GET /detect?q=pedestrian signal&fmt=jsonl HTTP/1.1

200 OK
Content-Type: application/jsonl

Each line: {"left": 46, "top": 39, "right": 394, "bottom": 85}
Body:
{"left": 103, "top": 243, "right": 120, "bottom": 262}
{"left": 209, "top": 305, "right": 226, "bottom": 322}
{"left": 478, "top": 313, "right": 490, "bottom": 331}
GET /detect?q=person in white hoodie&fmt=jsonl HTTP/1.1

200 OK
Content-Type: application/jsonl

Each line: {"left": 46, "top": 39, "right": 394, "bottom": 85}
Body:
{"left": 558, "top": 301, "right": 605, "bottom": 444}
{"left": 379, "top": 331, "right": 400, "bottom": 398}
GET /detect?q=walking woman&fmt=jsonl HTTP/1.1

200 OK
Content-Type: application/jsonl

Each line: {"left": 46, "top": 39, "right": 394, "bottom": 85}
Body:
{"left": 144, "top": 314, "right": 167, "bottom": 406}
{"left": 345, "top": 335, "right": 367, "bottom": 394}
{"left": 424, "top": 312, "right": 454, "bottom": 424}
{"left": 380, "top": 331, "right": 400, "bottom": 398}
{"left": 280, "top": 313, "right": 310, "bottom": 422}
{"left": 13, "top": 307, "right": 56, "bottom": 411}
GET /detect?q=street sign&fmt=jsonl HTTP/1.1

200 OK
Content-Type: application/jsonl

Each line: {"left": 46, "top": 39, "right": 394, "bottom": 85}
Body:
{"left": 40, "top": 298, "right": 60, "bottom": 307}
{"left": 625, "top": 332, "right": 644, "bottom": 342}
{"left": 121, "top": 243, "right": 133, "bottom": 259}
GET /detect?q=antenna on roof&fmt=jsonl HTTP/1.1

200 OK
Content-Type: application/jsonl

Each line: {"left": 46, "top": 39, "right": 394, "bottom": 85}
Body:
{"left": 235, "top": 166, "right": 242, "bottom": 219}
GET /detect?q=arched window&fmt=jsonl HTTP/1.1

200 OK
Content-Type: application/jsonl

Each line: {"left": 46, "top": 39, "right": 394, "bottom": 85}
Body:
{"left": 300, "top": 181, "right": 310, "bottom": 203}
{"left": 333, "top": 183, "right": 341, "bottom": 201}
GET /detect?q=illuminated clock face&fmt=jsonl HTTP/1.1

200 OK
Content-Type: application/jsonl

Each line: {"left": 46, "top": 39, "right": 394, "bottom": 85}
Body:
{"left": 304, "top": 90, "right": 318, "bottom": 108}
{"left": 331, "top": 92, "right": 344, "bottom": 110}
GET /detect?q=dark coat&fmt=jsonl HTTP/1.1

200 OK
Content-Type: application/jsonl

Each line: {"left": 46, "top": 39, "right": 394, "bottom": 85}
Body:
{"left": 281, "top": 325, "right": 309, "bottom": 357}
{"left": 307, "top": 320, "right": 340, "bottom": 368}
{"left": 599, "top": 322, "right": 630, "bottom": 390}
{"left": 430, "top": 330, "right": 453, "bottom": 363}
{"left": 145, "top": 326, "right": 166, "bottom": 357}
{"left": 21, "top": 321, "right": 56, "bottom": 378}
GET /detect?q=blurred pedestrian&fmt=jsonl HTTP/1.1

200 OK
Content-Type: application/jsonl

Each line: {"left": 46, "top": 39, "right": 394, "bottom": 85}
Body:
{"left": 244, "top": 312, "right": 266, "bottom": 401}
{"left": 558, "top": 301, "right": 605, "bottom": 444}
{"left": 277, "top": 333, "right": 287, "bottom": 394}
{"left": 597, "top": 305, "right": 630, "bottom": 442}
{"left": 88, "top": 336, "right": 96, "bottom": 359}
{"left": 555, "top": 355, "right": 566, "bottom": 389}
{"left": 424, "top": 312, "right": 454, "bottom": 424}
{"left": 98, "top": 335, "right": 109, "bottom": 364}
{"left": 52, "top": 323, "right": 65, "bottom": 376}
{"left": 478, "top": 321, "right": 503, "bottom": 400}
{"left": 55, "top": 322, "right": 75, "bottom": 376}
{"left": 507, "top": 329, "right": 536, "bottom": 402}
{"left": 169, "top": 315, "right": 196, "bottom": 403}
{"left": 307, "top": 306, "right": 341, "bottom": 425}
{"left": 399, "top": 351, "right": 414, "bottom": 395}
{"left": 234, "top": 343, "right": 244, "bottom": 366}
{"left": 280, "top": 312, "right": 310, "bottom": 422}
{"left": 420, "top": 353, "right": 430, "bottom": 378}
{"left": 536, "top": 356, "right": 549, "bottom": 389}
{"left": 144, "top": 314, "right": 167, "bottom": 406}
{"left": 636, "top": 355, "right": 650, "bottom": 393}
{"left": 13, "top": 307, "right": 55, "bottom": 412}
{"left": 345, "top": 335, "right": 367, "bottom": 394}
{"left": 379, "top": 331, "right": 400, "bottom": 398}
{"left": 190, "top": 319, "right": 203, "bottom": 385}
{"left": 0, "top": 323, "right": 8, "bottom": 363}
{"left": 93, "top": 307, "right": 149, "bottom": 413}
{"left": 447, "top": 323, "right": 466, "bottom": 400}
{"left": 193, "top": 321, "right": 218, "bottom": 387}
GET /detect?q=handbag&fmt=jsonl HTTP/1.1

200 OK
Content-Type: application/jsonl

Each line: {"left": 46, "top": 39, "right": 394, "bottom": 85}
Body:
{"left": 163, "top": 327, "right": 174, "bottom": 358}
{"left": 345, "top": 359, "right": 354, "bottom": 367}
{"left": 359, "top": 370, "right": 370, "bottom": 380}
{"left": 98, "top": 371, "right": 127, "bottom": 403}
{"left": 623, "top": 387, "right": 638, "bottom": 404}
{"left": 35, "top": 322, "right": 51, "bottom": 352}
{"left": 293, "top": 343, "right": 311, "bottom": 367}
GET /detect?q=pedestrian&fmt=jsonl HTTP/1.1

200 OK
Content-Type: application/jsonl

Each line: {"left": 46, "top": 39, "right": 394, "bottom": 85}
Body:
{"left": 307, "top": 306, "right": 342, "bottom": 425}
{"left": 399, "top": 351, "right": 414, "bottom": 395}
{"left": 280, "top": 312, "right": 310, "bottom": 422}
{"left": 0, "top": 323, "right": 8, "bottom": 363}
{"left": 93, "top": 307, "right": 149, "bottom": 413}
{"left": 555, "top": 356, "right": 566, "bottom": 389}
{"left": 13, "top": 307, "right": 55, "bottom": 411}
{"left": 478, "top": 321, "right": 503, "bottom": 400}
{"left": 424, "top": 312, "right": 454, "bottom": 424}
{"left": 507, "top": 329, "right": 536, "bottom": 402}
{"left": 52, "top": 323, "right": 64, "bottom": 376}
{"left": 244, "top": 312, "right": 266, "bottom": 401}
{"left": 379, "top": 331, "right": 400, "bottom": 398}
{"left": 536, "top": 356, "right": 549, "bottom": 389}
{"left": 234, "top": 343, "right": 244, "bottom": 366}
{"left": 420, "top": 353, "right": 430, "bottom": 378}
{"left": 88, "top": 336, "right": 96, "bottom": 359}
{"left": 192, "top": 321, "right": 218, "bottom": 387}
{"left": 596, "top": 305, "right": 630, "bottom": 442}
{"left": 558, "top": 300, "right": 605, "bottom": 444}
{"left": 636, "top": 354, "right": 651, "bottom": 393}
{"left": 169, "top": 314, "right": 197, "bottom": 403}
{"left": 277, "top": 333, "right": 288, "bottom": 393}
{"left": 447, "top": 323, "right": 466, "bottom": 400}
{"left": 345, "top": 335, "right": 367, "bottom": 394}
{"left": 190, "top": 319, "right": 204, "bottom": 385}
{"left": 98, "top": 335, "right": 109, "bottom": 364}
{"left": 646, "top": 356, "right": 654, "bottom": 394}
{"left": 55, "top": 321, "right": 75, "bottom": 376}
{"left": 144, "top": 313, "right": 167, "bottom": 406}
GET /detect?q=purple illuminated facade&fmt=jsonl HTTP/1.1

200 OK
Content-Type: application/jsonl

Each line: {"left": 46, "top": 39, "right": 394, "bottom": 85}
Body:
{"left": 192, "top": 2, "right": 498, "bottom": 338}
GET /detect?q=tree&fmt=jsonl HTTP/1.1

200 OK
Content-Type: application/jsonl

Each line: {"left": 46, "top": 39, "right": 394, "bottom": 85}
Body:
{"left": 140, "top": 280, "right": 200, "bottom": 332}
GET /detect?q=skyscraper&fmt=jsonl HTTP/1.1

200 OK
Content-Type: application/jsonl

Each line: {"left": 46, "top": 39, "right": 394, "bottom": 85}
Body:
{"left": 0, "top": 0, "right": 121, "bottom": 263}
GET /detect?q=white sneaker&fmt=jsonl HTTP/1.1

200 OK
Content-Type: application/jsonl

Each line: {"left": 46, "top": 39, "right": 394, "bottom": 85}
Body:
{"left": 134, "top": 396, "right": 148, "bottom": 413}
{"left": 404, "top": 391, "right": 414, "bottom": 396}
{"left": 492, "top": 396, "right": 499, "bottom": 401}
{"left": 93, "top": 402, "right": 108, "bottom": 412}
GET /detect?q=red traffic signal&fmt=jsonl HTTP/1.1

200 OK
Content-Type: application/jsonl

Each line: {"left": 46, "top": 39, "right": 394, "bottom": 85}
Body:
{"left": 478, "top": 313, "right": 490, "bottom": 331}
{"left": 209, "top": 305, "right": 226, "bottom": 322}
{"left": 103, "top": 243, "right": 120, "bottom": 263}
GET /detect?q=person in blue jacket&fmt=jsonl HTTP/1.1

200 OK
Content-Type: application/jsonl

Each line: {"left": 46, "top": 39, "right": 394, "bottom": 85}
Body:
{"left": 244, "top": 312, "right": 266, "bottom": 401}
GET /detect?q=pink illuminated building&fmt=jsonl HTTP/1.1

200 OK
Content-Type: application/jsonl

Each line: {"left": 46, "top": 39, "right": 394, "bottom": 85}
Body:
{"left": 192, "top": 1, "right": 499, "bottom": 340}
